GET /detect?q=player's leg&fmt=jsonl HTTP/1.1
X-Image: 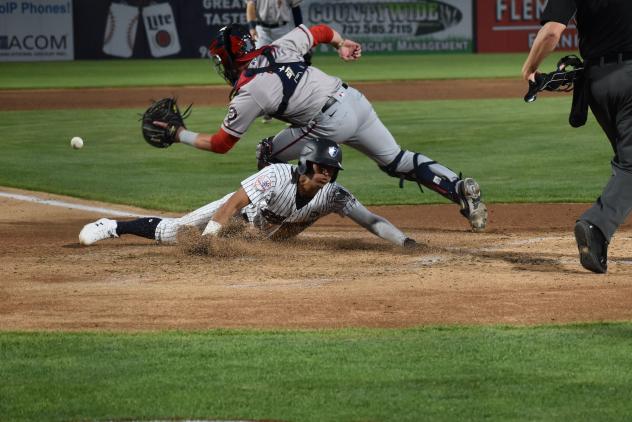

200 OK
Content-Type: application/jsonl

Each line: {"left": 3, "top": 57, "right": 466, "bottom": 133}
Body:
{"left": 79, "top": 216, "right": 162, "bottom": 246}
{"left": 79, "top": 194, "right": 234, "bottom": 245}
{"left": 575, "top": 64, "right": 632, "bottom": 272}
{"left": 155, "top": 193, "right": 234, "bottom": 244}
{"left": 341, "top": 87, "right": 487, "bottom": 230}
{"left": 256, "top": 126, "right": 317, "bottom": 168}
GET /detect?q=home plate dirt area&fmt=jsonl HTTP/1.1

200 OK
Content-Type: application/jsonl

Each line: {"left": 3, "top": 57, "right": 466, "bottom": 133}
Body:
{"left": 1, "top": 80, "right": 631, "bottom": 331}
{"left": 1, "top": 188, "right": 632, "bottom": 331}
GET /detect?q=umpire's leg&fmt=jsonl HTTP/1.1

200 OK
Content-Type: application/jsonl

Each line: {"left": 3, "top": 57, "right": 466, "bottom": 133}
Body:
{"left": 580, "top": 61, "right": 632, "bottom": 241}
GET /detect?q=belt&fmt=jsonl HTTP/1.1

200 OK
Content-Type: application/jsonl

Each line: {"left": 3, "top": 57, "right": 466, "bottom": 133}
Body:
{"left": 321, "top": 83, "right": 348, "bottom": 113}
{"left": 586, "top": 52, "right": 632, "bottom": 67}
{"left": 258, "top": 21, "right": 287, "bottom": 28}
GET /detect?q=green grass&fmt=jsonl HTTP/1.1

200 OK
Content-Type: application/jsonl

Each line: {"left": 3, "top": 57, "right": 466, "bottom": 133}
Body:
{"left": 0, "top": 53, "right": 565, "bottom": 89}
{"left": 0, "top": 97, "right": 610, "bottom": 211}
{"left": 2, "top": 324, "right": 632, "bottom": 422}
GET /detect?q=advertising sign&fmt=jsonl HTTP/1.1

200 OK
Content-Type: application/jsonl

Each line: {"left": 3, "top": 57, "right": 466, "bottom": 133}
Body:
{"left": 302, "top": 0, "right": 474, "bottom": 53}
{"left": 0, "top": 0, "right": 74, "bottom": 61}
{"left": 192, "top": 0, "right": 247, "bottom": 59}
{"left": 74, "top": 0, "right": 473, "bottom": 59}
{"left": 143, "top": 2, "right": 181, "bottom": 58}
{"left": 476, "top": 0, "right": 578, "bottom": 53}
{"left": 102, "top": 3, "right": 139, "bottom": 58}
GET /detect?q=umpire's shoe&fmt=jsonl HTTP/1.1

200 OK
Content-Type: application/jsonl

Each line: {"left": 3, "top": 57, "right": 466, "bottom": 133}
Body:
{"left": 574, "top": 220, "right": 608, "bottom": 274}
{"left": 79, "top": 218, "right": 118, "bottom": 246}
{"left": 458, "top": 178, "right": 488, "bottom": 232}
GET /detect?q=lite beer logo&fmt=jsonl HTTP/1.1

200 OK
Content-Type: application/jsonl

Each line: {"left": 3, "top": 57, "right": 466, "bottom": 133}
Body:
{"left": 102, "top": 1, "right": 180, "bottom": 58}
{"left": 142, "top": 2, "right": 181, "bottom": 57}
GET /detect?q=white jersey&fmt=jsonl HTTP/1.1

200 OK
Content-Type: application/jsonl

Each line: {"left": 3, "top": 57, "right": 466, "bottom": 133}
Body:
{"left": 240, "top": 163, "right": 358, "bottom": 239}
{"left": 154, "top": 163, "right": 359, "bottom": 244}
{"left": 249, "top": 0, "right": 301, "bottom": 26}
{"left": 221, "top": 25, "right": 341, "bottom": 137}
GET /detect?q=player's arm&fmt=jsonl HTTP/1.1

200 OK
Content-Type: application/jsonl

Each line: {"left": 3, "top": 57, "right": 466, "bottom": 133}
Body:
{"left": 171, "top": 97, "right": 261, "bottom": 154}
{"left": 521, "top": 0, "right": 575, "bottom": 82}
{"left": 346, "top": 203, "right": 414, "bottom": 247}
{"left": 308, "top": 24, "right": 361, "bottom": 61}
{"left": 203, "top": 188, "right": 251, "bottom": 235}
{"left": 521, "top": 21, "right": 567, "bottom": 81}
{"left": 175, "top": 127, "right": 239, "bottom": 154}
{"left": 246, "top": 0, "right": 258, "bottom": 40}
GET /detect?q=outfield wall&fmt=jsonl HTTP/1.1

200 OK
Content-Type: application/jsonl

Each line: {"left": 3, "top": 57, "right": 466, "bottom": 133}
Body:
{"left": 0, "top": 0, "right": 578, "bottom": 62}
{"left": 476, "top": 0, "right": 578, "bottom": 53}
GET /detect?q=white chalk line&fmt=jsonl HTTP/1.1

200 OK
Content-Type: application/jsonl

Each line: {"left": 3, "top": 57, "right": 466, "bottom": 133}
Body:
{"left": 415, "top": 236, "right": 632, "bottom": 267}
{"left": 4, "top": 190, "right": 631, "bottom": 268}
{"left": 0, "top": 191, "right": 155, "bottom": 218}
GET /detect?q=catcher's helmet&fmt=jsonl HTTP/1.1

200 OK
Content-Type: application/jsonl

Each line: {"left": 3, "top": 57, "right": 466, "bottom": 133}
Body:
{"left": 209, "top": 24, "right": 256, "bottom": 85}
{"left": 297, "top": 139, "right": 343, "bottom": 182}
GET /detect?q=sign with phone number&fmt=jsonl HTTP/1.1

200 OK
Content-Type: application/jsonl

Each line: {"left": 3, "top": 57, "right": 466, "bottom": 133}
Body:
{"left": 302, "top": 0, "right": 473, "bottom": 53}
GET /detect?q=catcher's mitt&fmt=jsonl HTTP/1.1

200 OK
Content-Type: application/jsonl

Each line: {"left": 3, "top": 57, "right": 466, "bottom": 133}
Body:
{"left": 524, "top": 55, "right": 584, "bottom": 103}
{"left": 141, "top": 97, "right": 192, "bottom": 148}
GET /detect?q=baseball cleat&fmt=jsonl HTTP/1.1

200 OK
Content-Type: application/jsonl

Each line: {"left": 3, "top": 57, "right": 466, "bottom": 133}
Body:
{"left": 458, "top": 178, "right": 487, "bottom": 232}
{"left": 79, "top": 218, "right": 118, "bottom": 245}
{"left": 574, "top": 220, "right": 608, "bottom": 274}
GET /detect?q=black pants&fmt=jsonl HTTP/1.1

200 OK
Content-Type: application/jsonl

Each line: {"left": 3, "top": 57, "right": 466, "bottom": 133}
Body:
{"left": 581, "top": 60, "right": 632, "bottom": 240}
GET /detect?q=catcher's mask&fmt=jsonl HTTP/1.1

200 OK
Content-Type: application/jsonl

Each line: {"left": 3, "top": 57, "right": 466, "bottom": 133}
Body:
{"left": 209, "top": 24, "right": 256, "bottom": 86}
{"left": 297, "top": 139, "right": 343, "bottom": 183}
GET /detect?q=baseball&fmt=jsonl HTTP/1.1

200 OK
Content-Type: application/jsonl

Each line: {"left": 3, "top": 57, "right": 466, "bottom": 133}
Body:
{"left": 70, "top": 137, "right": 84, "bottom": 149}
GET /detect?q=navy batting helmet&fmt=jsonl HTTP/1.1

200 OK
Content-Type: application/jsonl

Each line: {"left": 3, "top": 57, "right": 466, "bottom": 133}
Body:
{"left": 298, "top": 139, "right": 343, "bottom": 182}
{"left": 209, "top": 24, "right": 256, "bottom": 85}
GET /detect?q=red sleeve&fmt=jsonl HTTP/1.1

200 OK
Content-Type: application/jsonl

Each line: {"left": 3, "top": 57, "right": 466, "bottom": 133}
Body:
{"left": 309, "top": 24, "right": 334, "bottom": 46}
{"left": 210, "top": 128, "right": 239, "bottom": 154}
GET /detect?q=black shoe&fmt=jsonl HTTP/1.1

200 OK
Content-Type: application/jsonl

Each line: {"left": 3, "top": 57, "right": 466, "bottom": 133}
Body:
{"left": 574, "top": 220, "right": 608, "bottom": 274}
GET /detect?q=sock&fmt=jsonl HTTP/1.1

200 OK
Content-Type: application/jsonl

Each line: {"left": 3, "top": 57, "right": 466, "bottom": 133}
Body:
{"left": 116, "top": 217, "right": 162, "bottom": 239}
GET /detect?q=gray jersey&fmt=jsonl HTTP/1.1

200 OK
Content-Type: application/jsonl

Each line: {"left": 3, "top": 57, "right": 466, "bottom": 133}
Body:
{"left": 249, "top": 0, "right": 301, "bottom": 26}
{"left": 221, "top": 25, "right": 341, "bottom": 137}
{"left": 241, "top": 163, "right": 357, "bottom": 239}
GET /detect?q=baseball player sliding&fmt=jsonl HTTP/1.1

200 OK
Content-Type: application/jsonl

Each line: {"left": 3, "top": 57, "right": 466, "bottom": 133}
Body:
{"left": 79, "top": 139, "right": 416, "bottom": 248}
{"left": 151, "top": 23, "right": 487, "bottom": 231}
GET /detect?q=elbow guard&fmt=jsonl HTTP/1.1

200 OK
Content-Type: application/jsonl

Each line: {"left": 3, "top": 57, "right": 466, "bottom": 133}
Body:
{"left": 211, "top": 129, "right": 239, "bottom": 154}
{"left": 309, "top": 24, "right": 334, "bottom": 46}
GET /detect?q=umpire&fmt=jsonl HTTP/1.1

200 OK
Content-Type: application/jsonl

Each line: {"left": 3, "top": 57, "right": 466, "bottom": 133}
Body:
{"left": 522, "top": 0, "right": 632, "bottom": 274}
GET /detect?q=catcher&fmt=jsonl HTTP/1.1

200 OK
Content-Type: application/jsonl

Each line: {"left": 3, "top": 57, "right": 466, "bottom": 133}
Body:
{"left": 140, "top": 23, "right": 487, "bottom": 232}
{"left": 79, "top": 139, "right": 416, "bottom": 248}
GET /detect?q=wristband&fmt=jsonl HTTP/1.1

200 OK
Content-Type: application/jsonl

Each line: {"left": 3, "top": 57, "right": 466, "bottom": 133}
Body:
{"left": 248, "top": 21, "right": 257, "bottom": 30}
{"left": 203, "top": 220, "right": 222, "bottom": 236}
{"left": 335, "top": 39, "right": 345, "bottom": 49}
{"left": 178, "top": 129, "right": 198, "bottom": 146}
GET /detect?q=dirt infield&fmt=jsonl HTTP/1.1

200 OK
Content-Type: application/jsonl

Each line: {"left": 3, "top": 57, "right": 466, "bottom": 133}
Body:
{"left": 1, "top": 187, "right": 632, "bottom": 331}
{"left": 0, "top": 78, "right": 544, "bottom": 110}
{"left": 1, "top": 80, "right": 629, "bottom": 332}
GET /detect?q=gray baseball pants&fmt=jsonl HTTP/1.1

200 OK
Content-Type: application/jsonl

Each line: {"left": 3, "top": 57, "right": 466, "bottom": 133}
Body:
{"left": 270, "top": 86, "right": 460, "bottom": 186}
{"left": 581, "top": 60, "right": 632, "bottom": 241}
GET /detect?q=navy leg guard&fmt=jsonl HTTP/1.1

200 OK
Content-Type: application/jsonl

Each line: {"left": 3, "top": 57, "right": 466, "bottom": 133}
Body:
{"left": 380, "top": 151, "right": 460, "bottom": 203}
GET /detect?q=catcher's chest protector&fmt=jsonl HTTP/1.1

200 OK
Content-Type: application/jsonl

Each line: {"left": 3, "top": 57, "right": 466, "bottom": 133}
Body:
{"left": 243, "top": 48, "right": 308, "bottom": 117}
